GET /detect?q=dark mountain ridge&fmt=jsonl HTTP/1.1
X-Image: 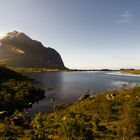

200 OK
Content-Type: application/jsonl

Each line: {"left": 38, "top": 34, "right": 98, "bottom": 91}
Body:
{"left": 0, "top": 31, "right": 66, "bottom": 69}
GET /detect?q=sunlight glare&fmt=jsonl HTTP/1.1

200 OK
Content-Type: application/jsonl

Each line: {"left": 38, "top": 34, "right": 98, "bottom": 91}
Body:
{"left": 0, "top": 33, "right": 6, "bottom": 39}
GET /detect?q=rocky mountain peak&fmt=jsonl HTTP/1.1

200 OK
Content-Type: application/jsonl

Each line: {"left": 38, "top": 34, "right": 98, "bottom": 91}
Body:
{"left": 0, "top": 31, "right": 66, "bottom": 69}
{"left": 2, "top": 31, "right": 31, "bottom": 41}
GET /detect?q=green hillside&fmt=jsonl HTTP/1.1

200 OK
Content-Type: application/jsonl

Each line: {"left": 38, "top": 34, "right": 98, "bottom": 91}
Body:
{"left": 29, "top": 86, "right": 140, "bottom": 140}
{"left": 0, "top": 66, "right": 45, "bottom": 114}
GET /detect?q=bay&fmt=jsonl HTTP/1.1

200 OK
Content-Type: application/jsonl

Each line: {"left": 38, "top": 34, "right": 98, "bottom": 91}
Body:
{"left": 25, "top": 71, "right": 140, "bottom": 116}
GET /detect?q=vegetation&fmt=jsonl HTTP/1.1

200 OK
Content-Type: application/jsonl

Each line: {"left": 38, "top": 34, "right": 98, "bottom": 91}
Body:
{"left": 1, "top": 79, "right": 140, "bottom": 139}
{"left": 8, "top": 67, "right": 114, "bottom": 73}
{"left": 29, "top": 86, "right": 140, "bottom": 140}
{"left": 8, "top": 67, "right": 70, "bottom": 73}
{"left": 1, "top": 66, "right": 140, "bottom": 139}
{"left": 121, "top": 69, "right": 140, "bottom": 75}
{"left": 0, "top": 66, "right": 45, "bottom": 114}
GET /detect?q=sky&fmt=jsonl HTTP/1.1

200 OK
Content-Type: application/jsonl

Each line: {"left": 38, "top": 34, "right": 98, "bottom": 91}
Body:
{"left": 0, "top": 0, "right": 140, "bottom": 69}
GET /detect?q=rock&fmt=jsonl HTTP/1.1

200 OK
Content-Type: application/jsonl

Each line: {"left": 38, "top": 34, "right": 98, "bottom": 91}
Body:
{"left": 78, "top": 94, "right": 90, "bottom": 101}
{"left": 106, "top": 93, "right": 116, "bottom": 100}
{"left": 50, "top": 97, "right": 55, "bottom": 101}
{"left": 10, "top": 116, "right": 24, "bottom": 126}
{"left": 0, "top": 111, "right": 8, "bottom": 120}
{"left": 0, "top": 31, "right": 66, "bottom": 69}
{"left": 28, "top": 102, "right": 32, "bottom": 107}
{"left": 28, "top": 102, "right": 32, "bottom": 105}
{"left": 0, "top": 111, "right": 8, "bottom": 115}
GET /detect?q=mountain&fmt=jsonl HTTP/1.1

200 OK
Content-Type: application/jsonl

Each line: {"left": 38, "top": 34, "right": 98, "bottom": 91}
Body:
{"left": 0, "top": 31, "right": 66, "bottom": 69}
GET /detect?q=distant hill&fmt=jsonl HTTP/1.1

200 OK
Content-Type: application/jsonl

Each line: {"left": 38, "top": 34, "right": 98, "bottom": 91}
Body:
{"left": 0, "top": 31, "right": 66, "bottom": 69}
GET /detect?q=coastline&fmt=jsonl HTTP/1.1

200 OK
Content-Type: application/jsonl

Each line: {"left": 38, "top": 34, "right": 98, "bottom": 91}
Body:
{"left": 1, "top": 66, "right": 140, "bottom": 139}
{"left": 107, "top": 71, "right": 140, "bottom": 77}
{"left": 8, "top": 66, "right": 115, "bottom": 73}
{"left": 121, "top": 70, "right": 140, "bottom": 75}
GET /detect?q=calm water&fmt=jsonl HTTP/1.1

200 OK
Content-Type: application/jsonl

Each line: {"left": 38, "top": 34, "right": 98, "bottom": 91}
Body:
{"left": 25, "top": 71, "right": 140, "bottom": 116}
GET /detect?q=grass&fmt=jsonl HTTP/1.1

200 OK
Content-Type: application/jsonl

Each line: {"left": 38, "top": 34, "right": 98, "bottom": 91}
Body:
{"left": 40, "top": 86, "right": 140, "bottom": 140}
{"left": 8, "top": 67, "right": 70, "bottom": 73}
{"left": 1, "top": 85, "right": 140, "bottom": 139}
{"left": 121, "top": 70, "right": 140, "bottom": 75}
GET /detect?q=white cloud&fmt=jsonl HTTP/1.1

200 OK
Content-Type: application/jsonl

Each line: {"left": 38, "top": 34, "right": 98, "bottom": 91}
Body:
{"left": 116, "top": 10, "right": 134, "bottom": 24}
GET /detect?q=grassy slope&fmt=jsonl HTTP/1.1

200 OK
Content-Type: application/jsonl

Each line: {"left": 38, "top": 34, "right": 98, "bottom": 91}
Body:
{"left": 1, "top": 86, "right": 140, "bottom": 139}
{"left": 121, "top": 70, "right": 140, "bottom": 75}
{"left": 33, "top": 86, "right": 140, "bottom": 140}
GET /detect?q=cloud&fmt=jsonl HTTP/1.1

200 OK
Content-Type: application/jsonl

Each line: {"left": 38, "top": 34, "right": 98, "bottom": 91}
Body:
{"left": 116, "top": 10, "right": 134, "bottom": 24}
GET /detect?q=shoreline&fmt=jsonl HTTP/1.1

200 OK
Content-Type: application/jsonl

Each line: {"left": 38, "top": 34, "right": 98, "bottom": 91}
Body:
{"left": 8, "top": 67, "right": 140, "bottom": 74}
{"left": 8, "top": 66, "right": 116, "bottom": 73}
{"left": 120, "top": 70, "right": 140, "bottom": 75}
{"left": 107, "top": 71, "right": 140, "bottom": 77}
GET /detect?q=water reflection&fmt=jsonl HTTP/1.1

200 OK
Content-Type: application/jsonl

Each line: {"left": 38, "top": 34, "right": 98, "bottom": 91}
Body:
{"left": 28, "top": 72, "right": 64, "bottom": 90}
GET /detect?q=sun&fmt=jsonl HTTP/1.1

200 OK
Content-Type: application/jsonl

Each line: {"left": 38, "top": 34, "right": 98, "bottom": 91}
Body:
{"left": 0, "top": 33, "right": 6, "bottom": 39}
